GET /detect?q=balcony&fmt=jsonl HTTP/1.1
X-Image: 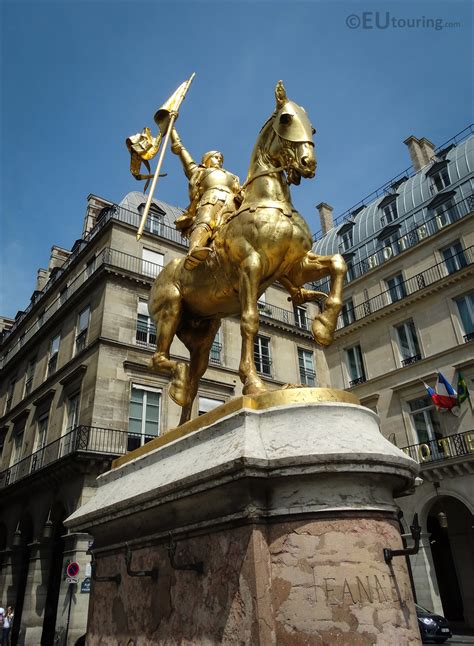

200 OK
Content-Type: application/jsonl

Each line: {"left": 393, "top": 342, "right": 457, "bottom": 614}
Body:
{"left": 209, "top": 342, "right": 222, "bottom": 365}
{"left": 314, "top": 192, "right": 474, "bottom": 295}
{"left": 0, "top": 425, "right": 129, "bottom": 489}
{"left": 401, "top": 354, "right": 422, "bottom": 367}
{"left": 335, "top": 245, "right": 473, "bottom": 331}
{"left": 349, "top": 376, "right": 366, "bottom": 387}
{"left": 400, "top": 431, "right": 474, "bottom": 475}
{"left": 465, "top": 332, "right": 474, "bottom": 343}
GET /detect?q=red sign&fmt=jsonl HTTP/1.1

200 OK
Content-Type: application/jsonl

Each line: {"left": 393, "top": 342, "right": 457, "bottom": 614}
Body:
{"left": 66, "top": 562, "right": 80, "bottom": 577}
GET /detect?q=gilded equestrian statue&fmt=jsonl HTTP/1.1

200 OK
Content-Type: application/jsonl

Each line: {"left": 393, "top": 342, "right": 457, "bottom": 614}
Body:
{"left": 148, "top": 81, "right": 346, "bottom": 424}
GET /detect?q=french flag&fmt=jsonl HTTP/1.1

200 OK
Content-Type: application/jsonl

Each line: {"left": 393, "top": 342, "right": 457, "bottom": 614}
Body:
{"left": 424, "top": 372, "right": 457, "bottom": 411}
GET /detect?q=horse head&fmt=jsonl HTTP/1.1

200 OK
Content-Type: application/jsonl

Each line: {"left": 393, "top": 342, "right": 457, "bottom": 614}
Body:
{"left": 270, "top": 80, "right": 316, "bottom": 185}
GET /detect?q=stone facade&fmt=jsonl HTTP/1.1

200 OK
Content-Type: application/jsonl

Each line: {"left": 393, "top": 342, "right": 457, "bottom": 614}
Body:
{"left": 312, "top": 129, "right": 474, "bottom": 630}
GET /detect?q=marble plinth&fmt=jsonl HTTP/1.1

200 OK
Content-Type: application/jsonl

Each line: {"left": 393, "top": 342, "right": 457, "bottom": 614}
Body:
{"left": 66, "top": 389, "right": 421, "bottom": 645}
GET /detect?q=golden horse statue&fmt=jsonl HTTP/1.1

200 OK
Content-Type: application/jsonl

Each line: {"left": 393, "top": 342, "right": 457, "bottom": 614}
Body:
{"left": 149, "top": 81, "right": 346, "bottom": 424}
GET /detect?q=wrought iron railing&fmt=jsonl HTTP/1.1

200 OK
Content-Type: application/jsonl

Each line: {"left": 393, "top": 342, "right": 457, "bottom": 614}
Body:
{"left": 258, "top": 302, "right": 310, "bottom": 331}
{"left": 400, "top": 430, "right": 474, "bottom": 465}
{"left": 314, "top": 193, "right": 474, "bottom": 294}
{"left": 0, "top": 244, "right": 305, "bottom": 371}
{"left": 334, "top": 245, "right": 473, "bottom": 331}
{"left": 0, "top": 425, "right": 129, "bottom": 489}
{"left": 312, "top": 125, "right": 474, "bottom": 239}
{"left": 0, "top": 201, "right": 186, "bottom": 352}
{"left": 209, "top": 342, "right": 222, "bottom": 364}
{"left": 465, "top": 332, "right": 474, "bottom": 343}
{"left": 300, "top": 368, "right": 316, "bottom": 386}
{"left": 401, "top": 354, "right": 422, "bottom": 367}
{"left": 349, "top": 376, "right": 366, "bottom": 387}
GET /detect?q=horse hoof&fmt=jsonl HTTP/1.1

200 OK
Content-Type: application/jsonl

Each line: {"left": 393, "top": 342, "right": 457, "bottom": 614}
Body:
{"left": 312, "top": 320, "right": 334, "bottom": 347}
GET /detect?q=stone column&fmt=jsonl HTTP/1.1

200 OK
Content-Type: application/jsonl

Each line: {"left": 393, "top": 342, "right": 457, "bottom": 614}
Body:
{"left": 20, "top": 541, "right": 51, "bottom": 645}
{"left": 54, "top": 532, "right": 93, "bottom": 646}
{"left": 0, "top": 548, "right": 15, "bottom": 605}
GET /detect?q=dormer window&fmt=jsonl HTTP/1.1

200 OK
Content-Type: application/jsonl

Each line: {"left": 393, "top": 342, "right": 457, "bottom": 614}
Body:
{"left": 139, "top": 203, "right": 166, "bottom": 236}
{"left": 379, "top": 194, "right": 399, "bottom": 225}
{"left": 426, "top": 160, "right": 450, "bottom": 194}
{"left": 338, "top": 221, "right": 355, "bottom": 252}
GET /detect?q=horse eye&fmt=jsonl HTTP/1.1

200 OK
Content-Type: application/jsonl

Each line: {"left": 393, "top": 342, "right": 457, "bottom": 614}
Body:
{"left": 280, "top": 113, "right": 293, "bottom": 125}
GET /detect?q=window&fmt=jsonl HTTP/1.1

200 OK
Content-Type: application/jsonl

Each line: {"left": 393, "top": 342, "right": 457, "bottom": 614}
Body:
{"left": 198, "top": 396, "right": 224, "bottom": 416}
{"left": 142, "top": 204, "right": 165, "bottom": 236}
{"left": 455, "top": 293, "right": 474, "bottom": 342}
{"left": 75, "top": 307, "right": 90, "bottom": 354}
{"left": 408, "top": 396, "right": 441, "bottom": 445}
{"left": 298, "top": 348, "right": 315, "bottom": 386}
{"left": 47, "top": 334, "right": 61, "bottom": 377}
{"left": 210, "top": 329, "right": 222, "bottom": 364}
{"left": 4, "top": 379, "right": 15, "bottom": 414}
{"left": 10, "top": 432, "right": 24, "bottom": 467}
{"left": 341, "top": 298, "right": 355, "bottom": 326}
{"left": 434, "top": 198, "right": 459, "bottom": 226}
{"left": 345, "top": 345, "right": 366, "bottom": 386}
{"left": 383, "top": 201, "right": 398, "bottom": 224}
{"left": 24, "top": 358, "right": 36, "bottom": 396}
{"left": 136, "top": 300, "right": 156, "bottom": 346}
{"left": 385, "top": 273, "right": 406, "bottom": 303}
{"left": 85, "top": 256, "right": 96, "bottom": 279}
{"left": 340, "top": 229, "right": 353, "bottom": 252}
{"left": 257, "top": 292, "right": 271, "bottom": 315}
{"left": 346, "top": 260, "right": 355, "bottom": 282}
{"left": 128, "top": 385, "right": 161, "bottom": 451}
{"left": 442, "top": 241, "right": 467, "bottom": 275}
{"left": 254, "top": 336, "right": 271, "bottom": 376}
{"left": 65, "top": 393, "right": 80, "bottom": 433}
{"left": 142, "top": 249, "right": 164, "bottom": 278}
{"left": 31, "top": 414, "right": 48, "bottom": 471}
{"left": 430, "top": 167, "right": 450, "bottom": 193}
{"left": 294, "top": 305, "right": 308, "bottom": 330}
{"left": 395, "top": 320, "right": 421, "bottom": 366}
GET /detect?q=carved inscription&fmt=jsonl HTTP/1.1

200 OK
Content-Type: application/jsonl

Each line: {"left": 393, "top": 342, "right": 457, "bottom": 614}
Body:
{"left": 312, "top": 571, "right": 409, "bottom": 606}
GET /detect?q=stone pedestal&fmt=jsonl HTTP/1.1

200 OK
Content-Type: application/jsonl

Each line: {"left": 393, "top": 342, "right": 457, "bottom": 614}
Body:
{"left": 66, "top": 389, "right": 421, "bottom": 645}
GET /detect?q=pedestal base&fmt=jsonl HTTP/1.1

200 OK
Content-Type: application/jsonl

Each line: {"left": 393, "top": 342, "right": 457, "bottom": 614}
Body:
{"left": 67, "top": 389, "right": 421, "bottom": 645}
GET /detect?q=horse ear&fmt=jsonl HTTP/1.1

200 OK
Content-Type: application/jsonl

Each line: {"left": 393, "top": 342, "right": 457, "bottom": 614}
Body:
{"left": 275, "top": 80, "right": 287, "bottom": 108}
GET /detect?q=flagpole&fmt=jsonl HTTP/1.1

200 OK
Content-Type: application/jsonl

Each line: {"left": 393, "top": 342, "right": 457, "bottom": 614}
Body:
{"left": 136, "top": 73, "right": 195, "bottom": 241}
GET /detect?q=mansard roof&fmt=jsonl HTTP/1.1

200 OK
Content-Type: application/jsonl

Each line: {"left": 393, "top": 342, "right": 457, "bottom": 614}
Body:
{"left": 313, "top": 133, "right": 474, "bottom": 257}
{"left": 118, "top": 191, "right": 183, "bottom": 228}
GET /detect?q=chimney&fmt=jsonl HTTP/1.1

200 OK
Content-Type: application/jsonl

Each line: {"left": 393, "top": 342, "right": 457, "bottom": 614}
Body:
{"left": 404, "top": 136, "right": 426, "bottom": 171}
{"left": 419, "top": 137, "right": 436, "bottom": 164}
{"left": 36, "top": 268, "right": 49, "bottom": 291}
{"left": 404, "top": 135, "right": 436, "bottom": 171}
{"left": 48, "top": 246, "right": 71, "bottom": 272}
{"left": 316, "top": 202, "right": 334, "bottom": 236}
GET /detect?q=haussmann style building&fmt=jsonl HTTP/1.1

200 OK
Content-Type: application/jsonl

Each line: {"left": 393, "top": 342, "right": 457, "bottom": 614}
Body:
{"left": 0, "top": 124, "right": 473, "bottom": 643}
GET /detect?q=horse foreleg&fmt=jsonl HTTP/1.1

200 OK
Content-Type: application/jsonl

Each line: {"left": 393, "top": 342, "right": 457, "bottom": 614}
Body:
{"left": 280, "top": 276, "right": 328, "bottom": 306}
{"left": 177, "top": 319, "right": 221, "bottom": 425}
{"left": 149, "top": 284, "right": 190, "bottom": 406}
{"left": 285, "top": 252, "right": 346, "bottom": 346}
{"left": 239, "top": 254, "right": 267, "bottom": 395}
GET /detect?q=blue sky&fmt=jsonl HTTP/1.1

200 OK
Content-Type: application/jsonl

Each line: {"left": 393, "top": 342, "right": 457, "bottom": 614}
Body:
{"left": 1, "top": 0, "right": 472, "bottom": 318}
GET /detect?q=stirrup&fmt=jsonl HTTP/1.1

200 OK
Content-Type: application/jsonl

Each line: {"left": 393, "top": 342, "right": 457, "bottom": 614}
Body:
{"left": 184, "top": 246, "right": 211, "bottom": 270}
